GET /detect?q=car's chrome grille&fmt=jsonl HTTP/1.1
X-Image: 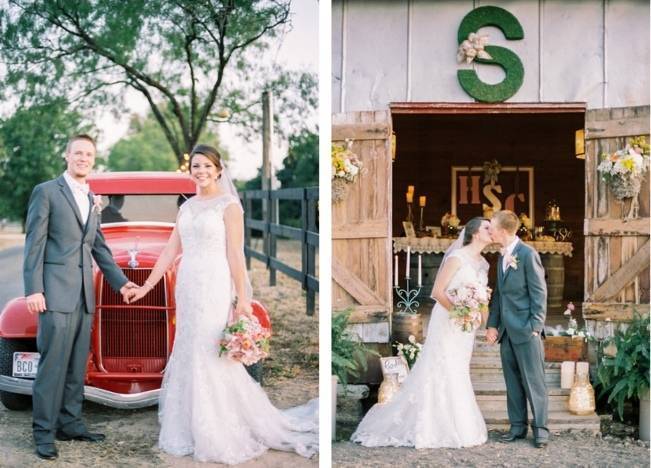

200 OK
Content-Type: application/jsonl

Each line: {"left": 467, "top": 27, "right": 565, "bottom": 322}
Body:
{"left": 98, "top": 269, "right": 169, "bottom": 373}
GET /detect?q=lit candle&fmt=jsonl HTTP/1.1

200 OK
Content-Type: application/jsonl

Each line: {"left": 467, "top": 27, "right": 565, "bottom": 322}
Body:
{"left": 560, "top": 361, "right": 575, "bottom": 389}
{"left": 405, "top": 246, "right": 410, "bottom": 279}
{"left": 418, "top": 254, "right": 422, "bottom": 287}
{"left": 419, "top": 196, "right": 426, "bottom": 207}
{"left": 406, "top": 192, "right": 414, "bottom": 203}
{"left": 407, "top": 185, "right": 415, "bottom": 194}
{"left": 394, "top": 255, "right": 398, "bottom": 287}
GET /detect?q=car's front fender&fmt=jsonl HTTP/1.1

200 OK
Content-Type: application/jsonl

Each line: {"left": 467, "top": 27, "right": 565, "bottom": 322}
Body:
{"left": 0, "top": 297, "right": 37, "bottom": 338}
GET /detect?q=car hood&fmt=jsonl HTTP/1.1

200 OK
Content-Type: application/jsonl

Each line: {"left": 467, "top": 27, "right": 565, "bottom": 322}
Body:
{"left": 100, "top": 223, "right": 174, "bottom": 259}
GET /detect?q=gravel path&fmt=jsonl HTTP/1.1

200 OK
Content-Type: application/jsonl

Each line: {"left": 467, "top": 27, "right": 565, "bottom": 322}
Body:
{"left": 332, "top": 431, "right": 650, "bottom": 467}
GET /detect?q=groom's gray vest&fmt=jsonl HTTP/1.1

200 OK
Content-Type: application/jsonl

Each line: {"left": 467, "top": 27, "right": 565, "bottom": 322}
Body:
{"left": 487, "top": 241, "right": 547, "bottom": 344}
{"left": 23, "top": 175, "right": 128, "bottom": 313}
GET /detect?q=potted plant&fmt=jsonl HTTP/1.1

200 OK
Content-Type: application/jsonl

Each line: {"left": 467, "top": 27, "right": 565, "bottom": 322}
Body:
{"left": 331, "top": 309, "right": 379, "bottom": 439}
{"left": 597, "top": 314, "right": 650, "bottom": 441}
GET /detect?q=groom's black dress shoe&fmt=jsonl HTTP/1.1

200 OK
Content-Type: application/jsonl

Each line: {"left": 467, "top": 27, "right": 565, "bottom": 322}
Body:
{"left": 56, "top": 430, "right": 105, "bottom": 442}
{"left": 534, "top": 438, "right": 549, "bottom": 448}
{"left": 35, "top": 443, "right": 58, "bottom": 460}
{"left": 500, "top": 431, "right": 527, "bottom": 442}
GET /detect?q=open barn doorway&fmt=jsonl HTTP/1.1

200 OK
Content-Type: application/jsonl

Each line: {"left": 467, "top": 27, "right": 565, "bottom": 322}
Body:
{"left": 390, "top": 103, "right": 586, "bottom": 332}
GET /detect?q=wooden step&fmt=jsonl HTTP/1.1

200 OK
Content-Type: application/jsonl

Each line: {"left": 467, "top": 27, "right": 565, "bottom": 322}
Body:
{"left": 473, "top": 383, "right": 569, "bottom": 396}
{"left": 471, "top": 358, "right": 561, "bottom": 370}
{"left": 476, "top": 394, "right": 569, "bottom": 412}
{"left": 471, "top": 375, "right": 561, "bottom": 386}
{"left": 482, "top": 410, "right": 601, "bottom": 434}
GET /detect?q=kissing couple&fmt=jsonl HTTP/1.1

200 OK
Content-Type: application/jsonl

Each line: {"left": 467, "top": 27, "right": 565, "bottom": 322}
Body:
{"left": 352, "top": 211, "right": 550, "bottom": 449}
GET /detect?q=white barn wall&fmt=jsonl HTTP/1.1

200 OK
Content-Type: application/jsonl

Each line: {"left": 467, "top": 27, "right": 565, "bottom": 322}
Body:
{"left": 606, "top": 0, "right": 650, "bottom": 107}
{"left": 332, "top": 0, "right": 650, "bottom": 112}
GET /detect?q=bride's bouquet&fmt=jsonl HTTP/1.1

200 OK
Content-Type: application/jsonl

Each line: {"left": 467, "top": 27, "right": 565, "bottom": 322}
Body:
{"left": 219, "top": 315, "right": 271, "bottom": 365}
{"left": 447, "top": 282, "right": 492, "bottom": 332}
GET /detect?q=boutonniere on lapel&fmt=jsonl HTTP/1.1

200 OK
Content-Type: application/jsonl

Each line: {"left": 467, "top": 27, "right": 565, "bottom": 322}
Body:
{"left": 92, "top": 195, "right": 103, "bottom": 215}
{"left": 506, "top": 253, "right": 519, "bottom": 270}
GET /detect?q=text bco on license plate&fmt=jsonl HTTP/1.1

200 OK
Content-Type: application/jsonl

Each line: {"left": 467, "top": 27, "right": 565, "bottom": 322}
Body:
{"left": 12, "top": 352, "right": 40, "bottom": 378}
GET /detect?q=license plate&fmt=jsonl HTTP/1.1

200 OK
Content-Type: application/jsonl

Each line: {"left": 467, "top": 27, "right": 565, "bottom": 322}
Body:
{"left": 12, "top": 352, "right": 40, "bottom": 378}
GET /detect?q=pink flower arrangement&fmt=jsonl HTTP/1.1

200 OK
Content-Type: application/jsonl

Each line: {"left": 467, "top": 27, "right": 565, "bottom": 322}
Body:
{"left": 219, "top": 316, "right": 271, "bottom": 365}
{"left": 447, "top": 282, "right": 492, "bottom": 333}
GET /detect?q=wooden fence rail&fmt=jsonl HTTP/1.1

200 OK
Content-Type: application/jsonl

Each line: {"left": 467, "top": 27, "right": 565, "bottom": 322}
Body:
{"left": 241, "top": 187, "right": 319, "bottom": 315}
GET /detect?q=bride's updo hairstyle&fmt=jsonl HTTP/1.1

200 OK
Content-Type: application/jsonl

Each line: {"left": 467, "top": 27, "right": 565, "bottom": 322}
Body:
{"left": 189, "top": 144, "right": 223, "bottom": 178}
{"left": 462, "top": 217, "right": 488, "bottom": 246}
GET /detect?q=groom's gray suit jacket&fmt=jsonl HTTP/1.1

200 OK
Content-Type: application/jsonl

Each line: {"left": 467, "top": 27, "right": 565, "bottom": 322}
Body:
{"left": 487, "top": 240, "right": 547, "bottom": 344}
{"left": 23, "top": 175, "right": 128, "bottom": 312}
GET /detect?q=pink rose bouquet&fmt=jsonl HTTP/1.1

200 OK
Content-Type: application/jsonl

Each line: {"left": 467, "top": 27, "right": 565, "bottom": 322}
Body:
{"left": 447, "top": 282, "right": 492, "bottom": 333}
{"left": 219, "top": 316, "right": 271, "bottom": 365}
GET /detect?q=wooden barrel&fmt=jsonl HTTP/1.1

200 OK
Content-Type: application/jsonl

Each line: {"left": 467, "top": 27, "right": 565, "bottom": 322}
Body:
{"left": 391, "top": 312, "right": 423, "bottom": 344}
{"left": 541, "top": 254, "right": 565, "bottom": 315}
{"left": 409, "top": 253, "right": 442, "bottom": 304}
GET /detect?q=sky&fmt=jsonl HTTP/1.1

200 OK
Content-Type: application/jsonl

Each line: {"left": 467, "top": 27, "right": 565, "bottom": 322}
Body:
{"left": 92, "top": 0, "right": 318, "bottom": 181}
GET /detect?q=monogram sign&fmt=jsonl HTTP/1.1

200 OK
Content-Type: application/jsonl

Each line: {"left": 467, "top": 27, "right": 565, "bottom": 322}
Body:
{"left": 451, "top": 166, "right": 534, "bottom": 224}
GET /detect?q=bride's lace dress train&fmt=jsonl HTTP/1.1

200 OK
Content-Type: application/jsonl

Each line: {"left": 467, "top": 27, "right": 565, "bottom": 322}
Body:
{"left": 351, "top": 250, "right": 488, "bottom": 448}
{"left": 157, "top": 195, "right": 318, "bottom": 464}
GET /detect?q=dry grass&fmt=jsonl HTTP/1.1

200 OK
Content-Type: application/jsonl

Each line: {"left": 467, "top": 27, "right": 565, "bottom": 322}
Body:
{"left": 248, "top": 239, "right": 319, "bottom": 404}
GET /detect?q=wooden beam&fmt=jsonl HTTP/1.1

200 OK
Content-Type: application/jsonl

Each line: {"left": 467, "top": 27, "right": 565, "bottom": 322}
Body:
{"left": 584, "top": 218, "right": 650, "bottom": 236}
{"left": 585, "top": 117, "right": 650, "bottom": 140}
{"left": 591, "top": 239, "right": 650, "bottom": 301}
{"left": 343, "top": 306, "right": 390, "bottom": 324}
{"left": 389, "top": 102, "right": 587, "bottom": 115}
{"left": 332, "top": 220, "right": 389, "bottom": 239}
{"left": 332, "top": 257, "right": 385, "bottom": 306}
{"left": 332, "top": 123, "right": 390, "bottom": 141}
{"left": 582, "top": 302, "right": 650, "bottom": 321}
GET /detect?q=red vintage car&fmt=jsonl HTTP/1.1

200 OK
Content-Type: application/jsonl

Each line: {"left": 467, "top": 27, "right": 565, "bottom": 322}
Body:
{"left": 0, "top": 172, "right": 270, "bottom": 410}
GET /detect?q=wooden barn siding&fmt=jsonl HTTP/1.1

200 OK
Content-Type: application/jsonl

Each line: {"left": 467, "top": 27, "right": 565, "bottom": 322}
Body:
{"left": 332, "top": 111, "right": 393, "bottom": 341}
{"left": 584, "top": 106, "right": 650, "bottom": 313}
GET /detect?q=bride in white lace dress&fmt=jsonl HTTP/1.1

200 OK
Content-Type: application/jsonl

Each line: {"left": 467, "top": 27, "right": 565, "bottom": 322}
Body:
{"left": 351, "top": 217, "right": 492, "bottom": 448}
{"left": 128, "top": 145, "right": 318, "bottom": 464}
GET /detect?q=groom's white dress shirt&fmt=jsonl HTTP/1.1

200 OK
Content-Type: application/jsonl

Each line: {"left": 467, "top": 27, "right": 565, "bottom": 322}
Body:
{"left": 63, "top": 171, "right": 90, "bottom": 225}
{"left": 501, "top": 236, "right": 520, "bottom": 272}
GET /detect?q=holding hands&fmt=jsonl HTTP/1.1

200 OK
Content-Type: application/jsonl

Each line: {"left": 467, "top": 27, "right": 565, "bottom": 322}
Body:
{"left": 123, "top": 280, "right": 155, "bottom": 304}
{"left": 119, "top": 282, "right": 138, "bottom": 303}
{"left": 485, "top": 327, "right": 498, "bottom": 344}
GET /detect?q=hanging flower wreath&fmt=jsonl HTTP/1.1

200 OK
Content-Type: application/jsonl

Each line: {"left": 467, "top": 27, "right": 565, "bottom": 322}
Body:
{"left": 331, "top": 139, "right": 363, "bottom": 203}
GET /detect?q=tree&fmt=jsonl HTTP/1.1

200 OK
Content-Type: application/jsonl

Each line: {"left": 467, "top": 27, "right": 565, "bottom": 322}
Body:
{"left": 0, "top": 99, "right": 86, "bottom": 226}
{"left": 275, "top": 128, "right": 318, "bottom": 227}
{"left": 0, "top": 0, "right": 299, "bottom": 164}
{"left": 107, "top": 111, "right": 227, "bottom": 171}
{"left": 276, "top": 129, "right": 318, "bottom": 188}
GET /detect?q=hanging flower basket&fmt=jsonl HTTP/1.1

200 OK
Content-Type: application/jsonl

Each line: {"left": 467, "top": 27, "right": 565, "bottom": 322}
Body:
{"left": 597, "top": 136, "right": 650, "bottom": 218}
{"left": 332, "top": 139, "right": 363, "bottom": 203}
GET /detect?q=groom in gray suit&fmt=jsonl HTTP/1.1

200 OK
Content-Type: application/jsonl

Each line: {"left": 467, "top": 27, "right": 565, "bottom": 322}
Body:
{"left": 486, "top": 210, "right": 549, "bottom": 448}
{"left": 23, "top": 134, "right": 136, "bottom": 460}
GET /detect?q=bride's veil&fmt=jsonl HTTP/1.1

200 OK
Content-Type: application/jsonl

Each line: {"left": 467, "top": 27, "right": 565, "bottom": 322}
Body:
{"left": 430, "top": 227, "right": 466, "bottom": 299}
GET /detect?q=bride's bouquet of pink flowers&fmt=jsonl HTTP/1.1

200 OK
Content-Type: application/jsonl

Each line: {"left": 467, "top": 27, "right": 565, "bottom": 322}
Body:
{"left": 219, "top": 315, "right": 271, "bottom": 365}
{"left": 447, "top": 282, "right": 492, "bottom": 332}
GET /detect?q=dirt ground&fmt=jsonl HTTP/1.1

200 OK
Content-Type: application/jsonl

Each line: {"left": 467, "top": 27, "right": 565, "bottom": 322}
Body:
{"left": 0, "top": 240, "right": 319, "bottom": 467}
{"left": 332, "top": 430, "right": 650, "bottom": 467}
